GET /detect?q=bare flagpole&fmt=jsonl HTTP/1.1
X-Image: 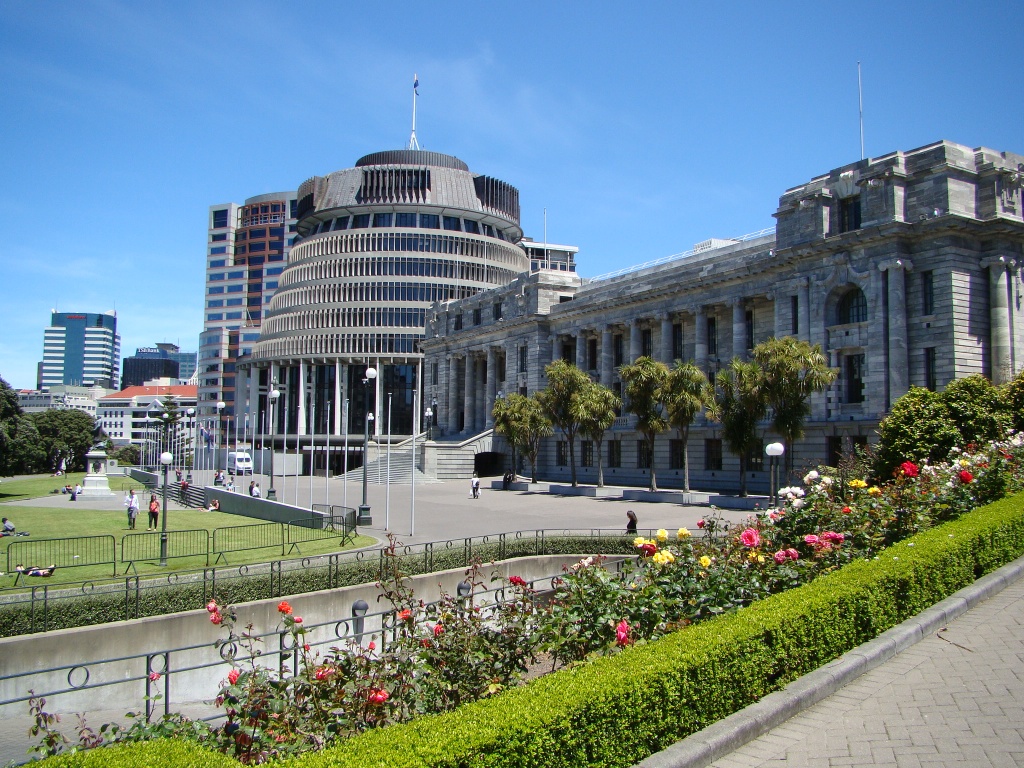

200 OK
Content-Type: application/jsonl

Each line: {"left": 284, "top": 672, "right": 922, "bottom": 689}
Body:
{"left": 408, "top": 74, "right": 421, "bottom": 150}
{"left": 858, "top": 61, "right": 865, "bottom": 160}
{"left": 343, "top": 399, "right": 349, "bottom": 509}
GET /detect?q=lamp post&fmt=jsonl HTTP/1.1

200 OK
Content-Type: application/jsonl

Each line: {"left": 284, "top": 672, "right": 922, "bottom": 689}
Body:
{"left": 267, "top": 387, "right": 280, "bottom": 500}
{"left": 765, "top": 442, "right": 785, "bottom": 508}
{"left": 358, "top": 366, "right": 377, "bottom": 525}
{"left": 216, "top": 401, "right": 226, "bottom": 476}
{"left": 186, "top": 407, "right": 196, "bottom": 483}
{"left": 424, "top": 406, "right": 433, "bottom": 441}
{"left": 159, "top": 450, "right": 173, "bottom": 566}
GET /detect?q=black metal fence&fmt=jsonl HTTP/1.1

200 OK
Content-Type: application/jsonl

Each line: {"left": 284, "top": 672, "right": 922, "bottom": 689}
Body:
{"left": 6, "top": 535, "right": 117, "bottom": 582}
{"left": 121, "top": 530, "right": 210, "bottom": 573}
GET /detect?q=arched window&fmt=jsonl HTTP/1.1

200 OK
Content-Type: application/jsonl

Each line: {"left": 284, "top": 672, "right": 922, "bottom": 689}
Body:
{"left": 838, "top": 288, "right": 867, "bottom": 324}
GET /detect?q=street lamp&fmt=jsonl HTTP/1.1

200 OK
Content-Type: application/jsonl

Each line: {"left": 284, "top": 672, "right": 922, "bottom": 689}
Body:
{"left": 358, "top": 366, "right": 377, "bottom": 525}
{"left": 424, "top": 406, "right": 433, "bottom": 441}
{"left": 765, "top": 442, "right": 785, "bottom": 508}
{"left": 186, "top": 407, "right": 196, "bottom": 483}
{"left": 159, "top": 450, "right": 173, "bottom": 566}
{"left": 267, "top": 387, "right": 280, "bottom": 500}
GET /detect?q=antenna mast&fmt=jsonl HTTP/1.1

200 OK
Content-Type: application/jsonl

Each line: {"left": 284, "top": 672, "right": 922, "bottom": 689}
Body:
{"left": 858, "top": 61, "right": 864, "bottom": 160}
{"left": 408, "top": 74, "right": 421, "bottom": 150}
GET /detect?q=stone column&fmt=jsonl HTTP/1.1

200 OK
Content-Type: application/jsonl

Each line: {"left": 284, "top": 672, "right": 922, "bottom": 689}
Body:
{"left": 732, "top": 299, "right": 746, "bottom": 360}
{"left": 463, "top": 353, "right": 476, "bottom": 434}
{"left": 984, "top": 256, "right": 1015, "bottom": 384}
{"left": 798, "top": 280, "right": 811, "bottom": 342}
{"left": 550, "top": 334, "right": 559, "bottom": 364}
{"left": 576, "top": 330, "right": 588, "bottom": 370}
{"left": 447, "top": 355, "right": 459, "bottom": 436}
{"left": 297, "top": 360, "right": 307, "bottom": 436}
{"left": 880, "top": 259, "right": 912, "bottom": 402}
{"left": 485, "top": 346, "right": 497, "bottom": 427}
{"left": 661, "top": 313, "right": 674, "bottom": 364}
{"left": 600, "top": 325, "right": 613, "bottom": 387}
{"left": 770, "top": 291, "right": 783, "bottom": 338}
{"left": 694, "top": 307, "right": 708, "bottom": 371}
{"left": 629, "top": 318, "right": 642, "bottom": 362}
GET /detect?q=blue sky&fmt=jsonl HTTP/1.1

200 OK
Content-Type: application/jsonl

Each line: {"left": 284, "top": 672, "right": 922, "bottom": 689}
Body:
{"left": 2, "top": 0, "right": 1021, "bottom": 390}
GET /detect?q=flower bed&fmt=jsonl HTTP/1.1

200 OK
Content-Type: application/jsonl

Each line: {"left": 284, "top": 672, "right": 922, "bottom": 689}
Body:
{"left": 30, "top": 434, "right": 1024, "bottom": 766}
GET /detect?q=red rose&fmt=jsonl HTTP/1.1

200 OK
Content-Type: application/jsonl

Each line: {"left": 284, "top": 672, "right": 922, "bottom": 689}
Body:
{"left": 277, "top": 601, "right": 293, "bottom": 615}
{"left": 227, "top": 668, "right": 240, "bottom": 685}
{"left": 615, "top": 619, "right": 631, "bottom": 647}
{"left": 293, "top": 616, "right": 302, "bottom": 624}
{"left": 900, "top": 461, "right": 919, "bottom": 478}
{"left": 842, "top": 506, "right": 852, "bottom": 514}
{"left": 368, "top": 641, "right": 376, "bottom": 651}
{"left": 398, "top": 608, "right": 412, "bottom": 621}
{"left": 149, "top": 672, "right": 161, "bottom": 682}
{"left": 206, "top": 601, "right": 219, "bottom": 613}
{"left": 958, "top": 470, "right": 974, "bottom": 484}
{"left": 420, "top": 638, "right": 431, "bottom": 648}
{"left": 210, "top": 612, "right": 223, "bottom": 625}
{"left": 640, "top": 543, "right": 657, "bottom": 557}
{"left": 368, "top": 688, "right": 389, "bottom": 705}
{"left": 697, "top": 519, "right": 706, "bottom": 529}
{"left": 433, "top": 623, "right": 444, "bottom": 637}
{"left": 509, "top": 575, "right": 527, "bottom": 587}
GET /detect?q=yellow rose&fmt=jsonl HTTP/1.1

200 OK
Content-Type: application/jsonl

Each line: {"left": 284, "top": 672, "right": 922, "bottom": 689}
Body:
{"left": 868, "top": 486, "right": 882, "bottom": 496}
{"left": 699, "top": 555, "right": 712, "bottom": 568}
{"left": 677, "top": 527, "right": 691, "bottom": 539}
{"left": 656, "top": 529, "right": 668, "bottom": 542}
{"left": 632, "top": 536, "right": 646, "bottom": 547}
{"left": 849, "top": 478, "right": 867, "bottom": 489}
{"left": 757, "top": 555, "right": 765, "bottom": 564}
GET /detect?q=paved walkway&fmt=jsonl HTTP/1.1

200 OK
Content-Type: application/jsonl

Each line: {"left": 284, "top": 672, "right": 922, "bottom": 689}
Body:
{"left": 640, "top": 558, "right": 1024, "bottom": 768}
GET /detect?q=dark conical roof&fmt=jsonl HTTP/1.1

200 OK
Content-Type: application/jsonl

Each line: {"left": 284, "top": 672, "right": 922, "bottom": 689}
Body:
{"left": 355, "top": 150, "right": 469, "bottom": 172}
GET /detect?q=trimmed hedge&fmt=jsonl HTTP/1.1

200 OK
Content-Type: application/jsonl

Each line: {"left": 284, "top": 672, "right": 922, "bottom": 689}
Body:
{"left": 0, "top": 535, "right": 637, "bottom": 637}
{"left": 35, "top": 493, "right": 1024, "bottom": 766}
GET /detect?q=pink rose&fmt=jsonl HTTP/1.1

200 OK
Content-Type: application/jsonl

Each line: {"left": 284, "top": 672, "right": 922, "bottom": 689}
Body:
{"left": 786, "top": 548, "right": 799, "bottom": 560}
{"left": 206, "top": 601, "right": 219, "bottom": 613}
{"left": 368, "top": 688, "right": 389, "bottom": 705}
{"left": 210, "top": 612, "right": 223, "bottom": 625}
{"left": 368, "top": 641, "right": 376, "bottom": 651}
{"left": 803, "top": 535, "right": 820, "bottom": 546}
{"left": 293, "top": 616, "right": 302, "bottom": 624}
{"left": 227, "top": 668, "right": 240, "bottom": 685}
{"left": 149, "top": 672, "right": 161, "bottom": 682}
{"left": 697, "top": 519, "right": 706, "bottom": 529}
{"left": 740, "top": 528, "right": 761, "bottom": 548}
{"left": 615, "top": 619, "right": 631, "bottom": 647}
{"left": 773, "top": 550, "right": 788, "bottom": 565}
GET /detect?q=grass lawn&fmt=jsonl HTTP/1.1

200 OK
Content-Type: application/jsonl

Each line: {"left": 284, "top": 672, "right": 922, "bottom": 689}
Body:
{"left": 0, "top": 473, "right": 92, "bottom": 503}
{"left": 0, "top": 480, "right": 375, "bottom": 587}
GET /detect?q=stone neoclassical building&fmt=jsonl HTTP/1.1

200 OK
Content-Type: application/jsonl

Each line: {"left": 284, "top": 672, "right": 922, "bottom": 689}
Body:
{"left": 420, "top": 140, "right": 1024, "bottom": 491}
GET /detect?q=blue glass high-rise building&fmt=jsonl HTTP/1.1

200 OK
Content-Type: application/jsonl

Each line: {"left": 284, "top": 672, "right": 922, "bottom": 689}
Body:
{"left": 38, "top": 310, "right": 121, "bottom": 391}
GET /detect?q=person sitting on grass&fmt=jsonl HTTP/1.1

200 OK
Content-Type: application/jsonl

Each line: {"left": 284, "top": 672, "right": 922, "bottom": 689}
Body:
{"left": 15, "top": 564, "right": 56, "bottom": 578}
{"left": 206, "top": 498, "right": 221, "bottom": 512}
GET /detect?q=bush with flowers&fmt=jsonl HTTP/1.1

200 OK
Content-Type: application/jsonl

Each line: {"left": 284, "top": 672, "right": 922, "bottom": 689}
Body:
{"left": 28, "top": 426, "right": 1024, "bottom": 766}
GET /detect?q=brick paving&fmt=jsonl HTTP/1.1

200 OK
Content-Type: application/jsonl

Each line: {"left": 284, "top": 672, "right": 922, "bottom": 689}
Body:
{"left": 705, "top": 578, "right": 1024, "bottom": 768}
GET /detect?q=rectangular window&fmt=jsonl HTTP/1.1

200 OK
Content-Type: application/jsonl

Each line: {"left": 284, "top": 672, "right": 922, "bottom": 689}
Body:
{"left": 207, "top": 299, "right": 224, "bottom": 307}
{"left": 395, "top": 213, "right": 416, "bottom": 228}
{"left": 924, "top": 347, "right": 937, "bottom": 391}
{"left": 588, "top": 338, "right": 598, "bottom": 370}
{"left": 207, "top": 313, "right": 224, "bottom": 321}
{"left": 269, "top": 227, "right": 284, "bottom": 237}
{"left": 234, "top": 245, "right": 247, "bottom": 255}
{"left": 212, "top": 209, "right": 228, "bottom": 229}
{"left": 708, "top": 317, "right": 718, "bottom": 356}
{"left": 608, "top": 440, "right": 621, "bottom": 468}
{"left": 704, "top": 438, "right": 723, "bottom": 471}
{"left": 791, "top": 295, "right": 799, "bottom": 335}
{"left": 922, "top": 271, "right": 934, "bottom": 315}
{"left": 333, "top": 216, "right": 349, "bottom": 231}
{"left": 352, "top": 214, "right": 370, "bottom": 229}
{"left": 226, "top": 284, "right": 244, "bottom": 293}
{"left": 845, "top": 353, "right": 866, "bottom": 403}
{"left": 838, "top": 197, "right": 862, "bottom": 233}
{"left": 226, "top": 298, "right": 243, "bottom": 306}
{"left": 249, "top": 228, "right": 267, "bottom": 239}
{"left": 637, "top": 440, "right": 651, "bottom": 469}
{"left": 556, "top": 441, "right": 568, "bottom": 467}
{"left": 431, "top": 362, "right": 438, "bottom": 386}
{"left": 463, "top": 220, "right": 480, "bottom": 234}
{"left": 208, "top": 286, "right": 225, "bottom": 294}
{"left": 745, "top": 309, "right": 754, "bottom": 350}
{"left": 669, "top": 439, "right": 684, "bottom": 470}
{"left": 518, "top": 346, "right": 528, "bottom": 373}
{"left": 443, "top": 216, "right": 462, "bottom": 231}
{"left": 580, "top": 441, "right": 593, "bottom": 467}
{"left": 373, "top": 213, "right": 392, "bottom": 228}
{"left": 211, "top": 233, "right": 227, "bottom": 242}
{"left": 227, "top": 271, "right": 244, "bottom": 279}
{"left": 493, "top": 302, "right": 503, "bottom": 320}
{"left": 210, "top": 246, "right": 226, "bottom": 255}
{"left": 209, "top": 259, "right": 226, "bottom": 268}
{"left": 454, "top": 314, "right": 463, "bottom": 331}
{"left": 248, "top": 241, "right": 266, "bottom": 252}
{"left": 826, "top": 436, "right": 843, "bottom": 468}
{"left": 613, "top": 334, "right": 624, "bottom": 366}
{"left": 226, "top": 312, "right": 243, "bottom": 320}
{"left": 672, "top": 323, "right": 683, "bottom": 361}
{"left": 641, "top": 328, "right": 653, "bottom": 358}
{"left": 420, "top": 214, "right": 440, "bottom": 229}
{"left": 746, "top": 442, "right": 764, "bottom": 471}
{"left": 473, "top": 308, "right": 482, "bottom": 325}
{"left": 236, "top": 231, "right": 247, "bottom": 241}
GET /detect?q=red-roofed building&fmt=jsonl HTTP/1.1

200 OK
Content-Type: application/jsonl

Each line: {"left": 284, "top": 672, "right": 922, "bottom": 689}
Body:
{"left": 98, "top": 385, "right": 197, "bottom": 467}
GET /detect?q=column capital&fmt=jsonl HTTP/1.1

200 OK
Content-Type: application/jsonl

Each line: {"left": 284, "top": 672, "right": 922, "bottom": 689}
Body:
{"left": 878, "top": 258, "right": 914, "bottom": 273}
{"left": 981, "top": 255, "right": 1018, "bottom": 272}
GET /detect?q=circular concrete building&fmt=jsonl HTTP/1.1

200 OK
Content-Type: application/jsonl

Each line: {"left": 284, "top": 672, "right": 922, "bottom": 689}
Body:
{"left": 241, "top": 149, "right": 527, "bottom": 449}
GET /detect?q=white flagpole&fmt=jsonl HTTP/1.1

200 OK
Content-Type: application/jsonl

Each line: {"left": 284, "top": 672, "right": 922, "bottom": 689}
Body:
{"left": 282, "top": 413, "right": 289, "bottom": 502}
{"left": 325, "top": 401, "right": 331, "bottom": 509}
{"left": 858, "top": 61, "right": 865, "bottom": 160}
{"left": 408, "top": 73, "right": 420, "bottom": 150}
{"left": 410, "top": 387, "right": 417, "bottom": 536}
{"left": 343, "top": 399, "right": 349, "bottom": 509}
{"left": 386, "top": 394, "right": 392, "bottom": 531}
{"left": 308, "top": 401, "right": 315, "bottom": 508}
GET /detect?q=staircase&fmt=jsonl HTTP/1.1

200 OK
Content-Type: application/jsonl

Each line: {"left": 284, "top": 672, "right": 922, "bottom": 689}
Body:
{"left": 334, "top": 440, "right": 441, "bottom": 485}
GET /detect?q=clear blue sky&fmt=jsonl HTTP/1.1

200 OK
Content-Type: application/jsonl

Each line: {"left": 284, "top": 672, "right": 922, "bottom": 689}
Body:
{"left": 2, "top": 0, "right": 1021, "bottom": 390}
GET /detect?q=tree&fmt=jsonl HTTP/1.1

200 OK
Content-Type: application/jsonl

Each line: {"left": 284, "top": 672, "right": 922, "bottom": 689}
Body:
{"left": 28, "top": 408, "right": 96, "bottom": 473}
{"left": 1007, "top": 369, "right": 1024, "bottom": 433}
{"left": 941, "top": 374, "right": 1010, "bottom": 445}
{"left": 753, "top": 337, "right": 836, "bottom": 473}
{"left": 873, "top": 386, "right": 960, "bottom": 480}
{"left": 576, "top": 381, "right": 620, "bottom": 488}
{"left": 707, "top": 359, "right": 768, "bottom": 497}
{"left": 619, "top": 356, "right": 670, "bottom": 492}
{"left": 662, "top": 361, "right": 711, "bottom": 492}
{"left": 111, "top": 444, "right": 141, "bottom": 466}
{"left": 535, "top": 360, "right": 593, "bottom": 486}
{"left": 492, "top": 393, "right": 552, "bottom": 483}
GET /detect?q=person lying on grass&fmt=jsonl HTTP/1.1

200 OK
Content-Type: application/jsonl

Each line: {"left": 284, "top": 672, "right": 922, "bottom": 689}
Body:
{"left": 15, "top": 564, "right": 56, "bottom": 577}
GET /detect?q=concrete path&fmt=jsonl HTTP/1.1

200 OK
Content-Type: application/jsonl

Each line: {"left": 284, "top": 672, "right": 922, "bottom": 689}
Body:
{"left": 639, "top": 557, "right": 1024, "bottom": 768}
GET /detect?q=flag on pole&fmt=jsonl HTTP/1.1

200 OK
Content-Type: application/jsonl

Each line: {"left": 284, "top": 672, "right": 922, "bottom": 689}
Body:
{"left": 413, "top": 74, "right": 419, "bottom": 95}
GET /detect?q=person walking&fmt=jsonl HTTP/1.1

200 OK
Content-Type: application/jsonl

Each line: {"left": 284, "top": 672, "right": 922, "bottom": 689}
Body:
{"left": 125, "top": 489, "right": 140, "bottom": 530}
{"left": 148, "top": 494, "right": 159, "bottom": 530}
{"left": 626, "top": 510, "right": 638, "bottom": 535}
{"left": 471, "top": 473, "right": 480, "bottom": 499}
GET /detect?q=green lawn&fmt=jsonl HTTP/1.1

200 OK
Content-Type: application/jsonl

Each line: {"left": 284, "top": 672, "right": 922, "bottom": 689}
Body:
{"left": 1, "top": 486, "right": 374, "bottom": 587}
{"left": 0, "top": 473, "right": 91, "bottom": 503}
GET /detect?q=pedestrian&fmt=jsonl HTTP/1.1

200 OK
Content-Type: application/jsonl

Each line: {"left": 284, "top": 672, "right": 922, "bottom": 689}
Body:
{"left": 148, "top": 494, "right": 159, "bottom": 530}
{"left": 252, "top": 483, "right": 261, "bottom": 498}
{"left": 125, "top": 489, "right": 140, "bottom": 530}
{"left": 180, "top": 479, "right": 189, "bottom": 504}
{"left": 626, "top": 510, "right": 638, "bottom": 535}
{"left": 248, "top": 480, "right": 256, "bottom": 497}
{"left": 471, "top": 473, "right": 480, "bottom": 499}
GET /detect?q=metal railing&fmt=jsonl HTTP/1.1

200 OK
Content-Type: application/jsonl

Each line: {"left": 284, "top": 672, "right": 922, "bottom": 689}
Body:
{"left": 0, "top": 529, "right": 665, "bottom": 636}
{"left": 121, "top": 529, "right": 210, "bottom": 573}
{"left": 7, "top": 536, "right": 117, "bottom": 582}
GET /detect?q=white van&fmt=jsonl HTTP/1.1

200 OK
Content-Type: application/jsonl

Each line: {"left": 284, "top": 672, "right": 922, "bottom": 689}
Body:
{"left": 226, "top": 451, "right": 254, "bottom": 475}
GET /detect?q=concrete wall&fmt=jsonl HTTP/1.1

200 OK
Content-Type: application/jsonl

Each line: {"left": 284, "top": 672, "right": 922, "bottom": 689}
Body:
{"left": 0, "top": 554, "right": 600, "bottom": 718}
{"left": 203, "top": 486, "right": 336, "bottom": 524}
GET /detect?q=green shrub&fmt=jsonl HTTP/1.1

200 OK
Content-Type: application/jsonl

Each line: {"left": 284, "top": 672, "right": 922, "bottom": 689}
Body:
{"left": 941, "top": 374, "right": 1010, "bottom": 445}
{"left": 873, "top": 386, "right": 960, "bottom": 479}
{"left": 1006, "top": 369, "right": 1024, "bottom": 433}
{"left": 32, "top": 738, "right": 236, "bottom": 767}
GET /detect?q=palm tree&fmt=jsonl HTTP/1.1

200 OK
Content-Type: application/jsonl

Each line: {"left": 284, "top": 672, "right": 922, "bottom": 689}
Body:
{"left": 576, "top": 381, "right": 620, "bottom": 488}
{"left": 535, "top": 360, "right": 592, "bottom": 486}
{"left": 492, "top": 393, "right": 551, "bottom": 483}
{"left": 707, "top": 358, "right": 767, "bottom": 497}
{"left": 618, "top": 356, "right": 670, "bottom": 491}
{"left": 662, "top": 361, "right": 711, "bottom": 492}
{"left": 753, "top": 337, "right": 836, "bottom": 474}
